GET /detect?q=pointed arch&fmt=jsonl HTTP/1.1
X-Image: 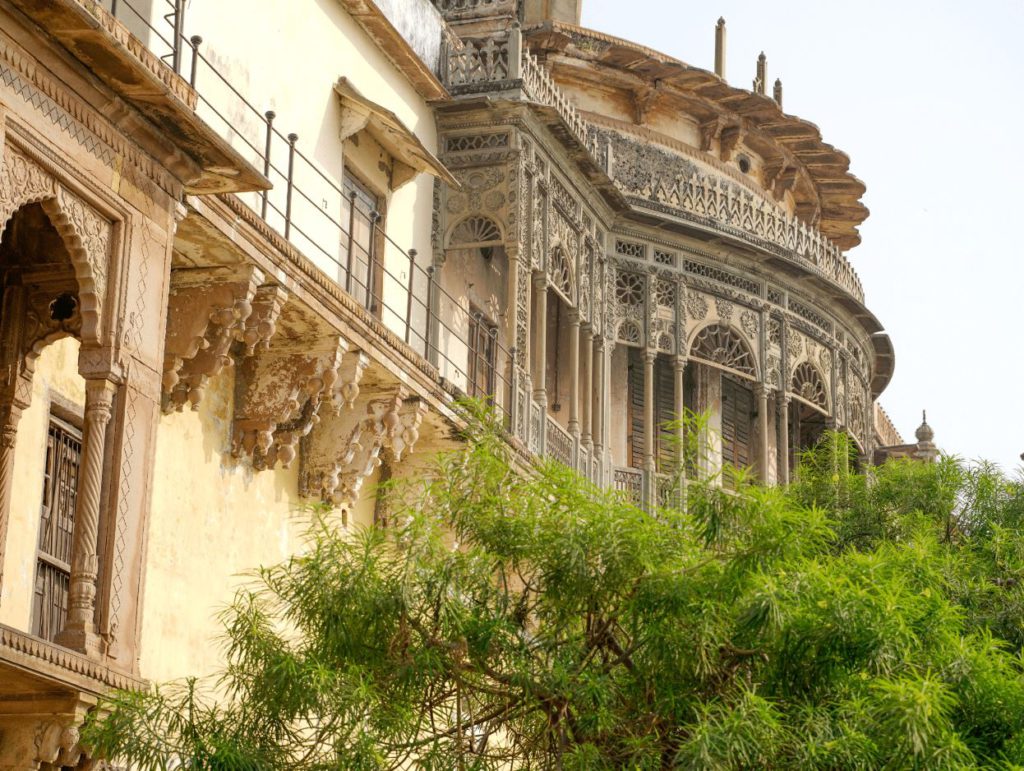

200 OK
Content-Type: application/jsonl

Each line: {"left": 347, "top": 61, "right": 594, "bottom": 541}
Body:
{"left": 0, "top": 143, "right": 110, "bottom": 346}
{"left": 688, "top": 323, "right": 756, "bottom": 379}
{"left": 549, "top": 244, "right": 573, "bottom": 301}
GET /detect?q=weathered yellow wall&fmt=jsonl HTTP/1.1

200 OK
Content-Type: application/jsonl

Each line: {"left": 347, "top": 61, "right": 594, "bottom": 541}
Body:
{"left": 0, "top": 337, "right": 85, "bottom": 631}
{"left": 138, "top": 366, "right": 378, "bottom": 683}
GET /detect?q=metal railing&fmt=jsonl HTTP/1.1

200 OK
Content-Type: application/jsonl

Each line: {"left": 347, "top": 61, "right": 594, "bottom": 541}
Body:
{"left": 97, "top": 0, "right": 521, "bottom": 428}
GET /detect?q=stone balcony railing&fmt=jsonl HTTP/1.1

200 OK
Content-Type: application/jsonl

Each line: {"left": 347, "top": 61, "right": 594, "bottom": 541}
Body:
{"left": 442, "top": 26, "right": 600, "bottom": 159}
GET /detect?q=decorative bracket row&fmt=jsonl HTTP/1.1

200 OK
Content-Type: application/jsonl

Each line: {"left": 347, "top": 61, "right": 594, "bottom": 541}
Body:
{"left": 300, "top": 391, "right": 428, "bottom": 510}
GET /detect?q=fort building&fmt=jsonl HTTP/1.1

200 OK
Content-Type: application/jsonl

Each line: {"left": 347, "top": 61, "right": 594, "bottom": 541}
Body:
{"left": 0, "top": 0, "right": 920, "bottom": 762}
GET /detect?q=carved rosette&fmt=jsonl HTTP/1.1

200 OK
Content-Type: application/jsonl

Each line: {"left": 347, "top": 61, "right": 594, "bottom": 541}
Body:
{"left": 162, "top": 267, "right": 271, "bottom": 412}
{"left": 232, "top": 336, "right": 347, "bottom": 470}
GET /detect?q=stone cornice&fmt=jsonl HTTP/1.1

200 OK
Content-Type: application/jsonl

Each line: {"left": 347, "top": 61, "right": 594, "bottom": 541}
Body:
{"left": 6, "top": 0, "right": 269, "bottom": 195}
{"left": 337, "top": 0, "right": 450, "bottom": 102}
{"left": 0, "top": 623, "right": 146, "bottom": 694}
{"left": 522, "top": 21, "right": 868, "bottom": 250}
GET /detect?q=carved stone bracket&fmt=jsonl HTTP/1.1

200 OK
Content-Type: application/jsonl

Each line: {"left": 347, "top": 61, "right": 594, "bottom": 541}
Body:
{"left": 0, "top": 699, "right": 97, "bottom": 769}
{"left": 232, "top": 335, "right": 347, "bottom": 470}
{"left": 162, "top": 266, "right": 269, "bottom": 412}
{"left": 300, "top": 390, "right": 427, "bottom": 510}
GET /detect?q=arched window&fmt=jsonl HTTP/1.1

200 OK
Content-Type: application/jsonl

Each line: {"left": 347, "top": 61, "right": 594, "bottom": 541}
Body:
{"left": 791, "top": 362, "right": 828, "bottom": 410}
{"left": 689, "top": 324, "right": 756, "bottom": 378}
{"left": 448, "top": 215, "right": 502, "bottom": 248}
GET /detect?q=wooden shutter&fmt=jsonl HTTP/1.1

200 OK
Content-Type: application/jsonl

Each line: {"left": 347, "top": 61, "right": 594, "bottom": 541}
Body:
{"left": 628, "top": 349, "right": 644, "bottom": 468}
{"left": 721, "top": 376, "right": 753, "bottom": 472}
{"left": 655, "top": 357, "right": 676, "bottom": 471}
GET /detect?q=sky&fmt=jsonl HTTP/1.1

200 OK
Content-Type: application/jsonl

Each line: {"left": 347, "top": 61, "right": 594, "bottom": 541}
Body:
{"left": 580, "top": 0, "right": 1024, "bottom": 471}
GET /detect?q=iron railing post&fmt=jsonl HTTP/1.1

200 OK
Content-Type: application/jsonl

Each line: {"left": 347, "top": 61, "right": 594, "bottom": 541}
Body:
{"left": 171, "top": 0, "right": 186, "bottom": 74}
{"left": 261, "top": 111, "right": 275, "bottom": 219}
{"left": 284, "top": 133, "right": 298, "bottom": 239}
{"left": 404, "top": 248, "right": 417, "bottom": 345}
{"left": 188, "top": 36, "right": 202, "bottom": 88}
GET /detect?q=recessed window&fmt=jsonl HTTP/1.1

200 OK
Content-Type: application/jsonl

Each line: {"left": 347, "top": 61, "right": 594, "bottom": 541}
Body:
{"left": 340, "top": 169, "right": 383, "bottom": 313}
{"left": 467, "top": 307, "right": 497, "bottom": 399}
{"left": 32, "top": 415, "right": 81, "bottom": 642}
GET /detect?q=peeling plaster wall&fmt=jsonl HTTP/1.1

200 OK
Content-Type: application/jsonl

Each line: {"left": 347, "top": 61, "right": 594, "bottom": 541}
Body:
{"left": 139, "top": 366, "right": 378, "bottom": 683}
{"left": 0, "top": 338, "right": 85, "bottom": 632}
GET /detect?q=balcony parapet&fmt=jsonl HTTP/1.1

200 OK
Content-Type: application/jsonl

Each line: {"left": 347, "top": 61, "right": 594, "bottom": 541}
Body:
{"left": 598, "top": 127, "right": 865, "bottom": 304}
{"left": 441, "top": 26, "right": 600, "bottom": 160}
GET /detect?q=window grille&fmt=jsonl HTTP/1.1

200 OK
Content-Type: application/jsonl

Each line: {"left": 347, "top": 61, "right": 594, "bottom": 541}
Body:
{"left": 32, "top": 416, "right": 81, "bottom": 642}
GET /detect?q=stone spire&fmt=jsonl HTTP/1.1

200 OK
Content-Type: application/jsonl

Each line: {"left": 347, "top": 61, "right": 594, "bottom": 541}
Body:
{"left": 773, "top": 78, "right": 783, "bottom": 108}
{"left": 753, "top": 51, "right": 767, "bottom": 95}
{"left": 715, "top": 18, "right": 727, "bottom": 80}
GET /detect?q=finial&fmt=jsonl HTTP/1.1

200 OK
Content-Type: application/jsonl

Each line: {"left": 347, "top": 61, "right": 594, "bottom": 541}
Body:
{"left": 714, "top": 18, "right": 727, "bottom": 80}
{"left": 773, "top": 77, "right": 783, "bottom": 108}
{"left": 915, "top": 410, "right": 934, "bottom": 444}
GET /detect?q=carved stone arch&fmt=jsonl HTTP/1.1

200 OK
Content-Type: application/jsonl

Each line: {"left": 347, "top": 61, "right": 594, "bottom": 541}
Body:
{"left": 616, "top": 319, "right": 643, "bottom": 347}
{"left": 687, "top": 322, "right": 756, "bottom": 379}
{"left": 791, "top": 361, "right": 829, "bottom": 411}
{"left": 446, "top": 214, "right": 504, "bottom": 249}
{"left": 549, "top": 243, "right": 574, "bottom": 302}
{"left": 0, "top": 143, "right": 110, "bottom": 346}
{"left": 39, "top": 189, "right": 111, "bottom": 347}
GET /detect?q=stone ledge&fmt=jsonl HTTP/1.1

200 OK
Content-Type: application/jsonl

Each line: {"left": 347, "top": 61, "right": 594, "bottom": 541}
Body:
{"left": 0, "top": 623, "right": 146, "bottom": 695}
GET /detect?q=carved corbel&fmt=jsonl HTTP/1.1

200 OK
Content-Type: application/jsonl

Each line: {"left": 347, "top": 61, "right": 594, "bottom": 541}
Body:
{"left": 238, "top": 283, "right": 288, "bottom": 356}
{"left": 162, "top": 266, "right": 265, "bottom": 412}
{"left": 232, "top": 335, "right": 347, "bottom": 470}
{"left": 698, "top": 116, "right": 726, "bottom": 152}
{"left": 718, "top": 125, "right": 745, "bottom": 163}
{"left": 763, "top": 159, "right": 798, "bottom": 201}
{"left": 388, "top": 397, "right": 429, "bottom": 462}
{"left": 301, "top": 390, "right": 405, "bottom": 508}
{"left": 332, "top": 349, "right": 370, "bottom": 413}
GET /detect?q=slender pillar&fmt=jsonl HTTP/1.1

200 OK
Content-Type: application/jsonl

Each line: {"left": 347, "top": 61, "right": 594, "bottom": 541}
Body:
{"left": 57, "top": 379, "right": 117, "bottom": 655}
{"left": 643, "top": 348, "right": 656, "bottom": 503}
{"left": 592, "top": 336, "right": 606, "bottom": 470}
{"left": 673, "top": 356, "right": 687, "bottom": 473}
{"left": 531, "top": 274, "right": 547, "bottom": 404}
{"left": 755, "top": 384, "right": 770, "bottom": 483}
{"left": 779, "top": 395, "right": 790, "bottom": 485}
{"left": 791, "top": 398, "right": 801, "bottom": 474}
{"left": 581, "top": 326, "right": 594, "bottom": 450}
{"left": 567, "top": 311, "right": 581, "bottom": 438}
{"left": 0, "top": 399, "right": 25, "bottom": 600}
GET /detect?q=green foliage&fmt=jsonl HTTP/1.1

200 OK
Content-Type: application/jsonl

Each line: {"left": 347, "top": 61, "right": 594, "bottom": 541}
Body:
{"left": 84, "top": 406, "right": 1024, "bottom": 769}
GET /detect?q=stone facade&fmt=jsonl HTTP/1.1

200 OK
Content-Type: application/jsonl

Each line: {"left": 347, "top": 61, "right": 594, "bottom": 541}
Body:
{"left": 0, "top": 0, "right": 913, "bottom": 763}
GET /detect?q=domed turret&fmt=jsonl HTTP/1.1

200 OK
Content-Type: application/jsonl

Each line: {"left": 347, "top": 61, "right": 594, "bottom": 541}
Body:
{"left": 915, "top": 410, "right": 934, "bottom": 444}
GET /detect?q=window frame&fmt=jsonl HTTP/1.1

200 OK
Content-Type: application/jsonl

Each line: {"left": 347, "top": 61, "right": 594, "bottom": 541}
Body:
{"left": 31, "top": 412, "right": 82, "bottom": 643}
{"left": 466, "top": 305, "right": 498, "bottom": 400}
{"left": 340, "top": 166, "right": 386, "bottom": 316}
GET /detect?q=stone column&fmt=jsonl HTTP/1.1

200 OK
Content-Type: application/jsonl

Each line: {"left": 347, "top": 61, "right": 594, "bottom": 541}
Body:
{"left": 674, "top": 356, "right": 687, "bottom": 474}
{"left": 57, "top": 379, "right": 117, "bottom": 655}
{"left": 791, "top": 398, "right": 801, "bottom": 473}
{"left": 755, "top": 383, "right": 770, "bottom": 483}
{"left": 592, "top": 335, "right": 606, "bottom": 472}
{"left": 581, "top": 326, "right": 594, "bottom": 450}
{"left": 779, "top": 395, "right": 791, "bottom": 485}
{"left": 567, "top": 310, "right": 581, "bottom": 439}
{"left": 643, "top": 348, "right": 656, "bottom": 504}
{"left": 532, "top": 274, "right": 547, "bottom": 405}
{"left": 0, "top": 398, "right": 25, "bottom": 599}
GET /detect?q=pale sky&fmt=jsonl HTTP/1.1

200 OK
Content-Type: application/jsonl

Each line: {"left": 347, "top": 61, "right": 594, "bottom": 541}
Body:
{"left": 581, "top": 0, "right": 1024, "bottom": 471}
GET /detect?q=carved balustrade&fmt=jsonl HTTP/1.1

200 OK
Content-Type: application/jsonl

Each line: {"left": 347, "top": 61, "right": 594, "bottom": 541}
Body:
{"left": 613, "top": 466, "right": 643, "bottom": 505}
{"left": 545, "top": 414, "right": 574, "bottom": 467}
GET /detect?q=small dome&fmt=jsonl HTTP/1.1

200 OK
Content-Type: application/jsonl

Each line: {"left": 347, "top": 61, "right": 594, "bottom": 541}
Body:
{"left": 915, "top": 410, "right": 934, "bottom": 443}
